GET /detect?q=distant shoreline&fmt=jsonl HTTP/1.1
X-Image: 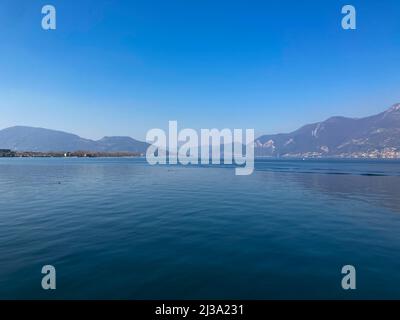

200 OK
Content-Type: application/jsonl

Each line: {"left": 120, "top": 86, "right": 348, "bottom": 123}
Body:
{"left": 1, "top": 152, "right": 400, "bottom": 161}
{"left": 0, "top": 150, "right": 143, "bottom": 158}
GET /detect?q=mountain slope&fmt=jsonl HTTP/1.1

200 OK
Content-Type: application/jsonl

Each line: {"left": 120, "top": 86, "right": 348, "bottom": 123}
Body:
{"left": 96, "top": 136, "right": 149, "bottom": 153}
{"left": 1, "top": 104, "right": 399, "bottom": 157}
{"left": 0, "top": 126, "right": 149, "bottom": 153}
{"left": 255, "top": 104, "right": 400, "bottom": 157}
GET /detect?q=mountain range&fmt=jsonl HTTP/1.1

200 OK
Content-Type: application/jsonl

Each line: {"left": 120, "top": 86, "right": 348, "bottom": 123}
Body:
{"left": 1, "top": 104, "right": 399, "bottom": 157}
{"left": 255, "top": 103, "right": 400, "bottom": 157}
{"left": 0, "top": 126, "right": 149, "bottom": 153}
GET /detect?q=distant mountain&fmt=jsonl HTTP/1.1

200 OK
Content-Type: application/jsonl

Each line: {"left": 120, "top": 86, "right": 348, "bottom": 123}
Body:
{"left": 255, "top": 103, "right": 400, "bottom": 157}
{"left": 95, "top": 136, "right": 149, "bottom": 153}
{"left": 0, "top": 126, "right": 149, "bottom": 153}
{"left": 2, "top": 104, "right": 400, "bottom": 158}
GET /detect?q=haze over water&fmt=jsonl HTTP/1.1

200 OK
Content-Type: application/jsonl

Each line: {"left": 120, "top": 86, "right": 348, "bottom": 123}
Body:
{"left": 0, "top": 158, "right": 400, "bottom": 299}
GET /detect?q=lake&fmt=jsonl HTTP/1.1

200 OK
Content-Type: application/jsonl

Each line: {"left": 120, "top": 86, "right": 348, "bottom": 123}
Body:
{"left": 0, "top": 158, "right": 399, "bottom": 299}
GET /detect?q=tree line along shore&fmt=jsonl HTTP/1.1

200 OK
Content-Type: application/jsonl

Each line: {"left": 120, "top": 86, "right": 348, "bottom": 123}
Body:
{"left": 0, "top": 149, "right": 143, "bottom": 158}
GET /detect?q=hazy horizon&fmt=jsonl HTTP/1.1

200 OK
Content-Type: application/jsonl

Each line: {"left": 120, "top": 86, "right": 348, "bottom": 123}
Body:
{"left": 1, "top": 102, "right": 399, "bottom": 142}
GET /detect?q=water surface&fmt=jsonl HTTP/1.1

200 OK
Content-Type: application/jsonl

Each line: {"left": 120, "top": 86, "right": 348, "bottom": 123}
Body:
{"left": 0, "top": 158, "right": 399, "bottom": 299}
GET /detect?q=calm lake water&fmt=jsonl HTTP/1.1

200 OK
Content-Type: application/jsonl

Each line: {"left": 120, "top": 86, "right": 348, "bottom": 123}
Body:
{"left": 0, "top": 158, "right": 400, "bottom": 299}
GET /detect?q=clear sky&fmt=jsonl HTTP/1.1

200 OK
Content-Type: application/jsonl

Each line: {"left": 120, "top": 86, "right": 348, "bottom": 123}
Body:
{"left": 0, "top": 0, "right": 399, "bottom": 140}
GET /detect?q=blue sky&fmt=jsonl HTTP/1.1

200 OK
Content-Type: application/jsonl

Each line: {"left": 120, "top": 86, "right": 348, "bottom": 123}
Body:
{"left": 0, "top": 0, "right": 399, "bottom": 140}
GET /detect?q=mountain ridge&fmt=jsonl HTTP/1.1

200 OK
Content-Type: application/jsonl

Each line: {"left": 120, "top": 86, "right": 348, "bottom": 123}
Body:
{"left": 255, "top": 103, "right": 400, "bottom": 158}
{"left": 1, "top": 103, "right": 400, "bottom": 158}
{"left": 0, "top": 126, "right": 149, "bottom": 153}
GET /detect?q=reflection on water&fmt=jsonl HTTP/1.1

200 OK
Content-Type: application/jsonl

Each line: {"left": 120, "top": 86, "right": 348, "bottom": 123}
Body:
{"left": 255, "top": 159, "right": 400, "bottom": 212}
{"left": 290, "top": 173, "right": 400, "bottom": 213}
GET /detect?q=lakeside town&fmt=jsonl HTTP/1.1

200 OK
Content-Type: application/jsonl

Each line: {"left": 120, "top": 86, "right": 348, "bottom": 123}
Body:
{"left": 0, "top": 149, "right": 143, "bottom": 158}
{"left": 279, "top": 148, "right": 400, "bottom": 159}
{"left": 1, "top": 148, "right": 400, "bottom": 159}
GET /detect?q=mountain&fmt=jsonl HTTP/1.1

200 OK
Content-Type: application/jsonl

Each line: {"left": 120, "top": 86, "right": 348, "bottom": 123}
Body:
{"left": 0, "top": 126, "right": 149, "bottom": 153}
{"left": 95, "top": 136, "right": 149, "bottom": 153}
{"left": 1, "top": 104, "right": 399, "bottom": 157}
{"left": 255, "top": 103, "right": 400, "bottom": 158}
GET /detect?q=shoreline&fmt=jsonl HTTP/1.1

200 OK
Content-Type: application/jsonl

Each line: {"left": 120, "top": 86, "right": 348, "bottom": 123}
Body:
{"left": 0, "top": 150, "right": 143, "bottom": 158}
